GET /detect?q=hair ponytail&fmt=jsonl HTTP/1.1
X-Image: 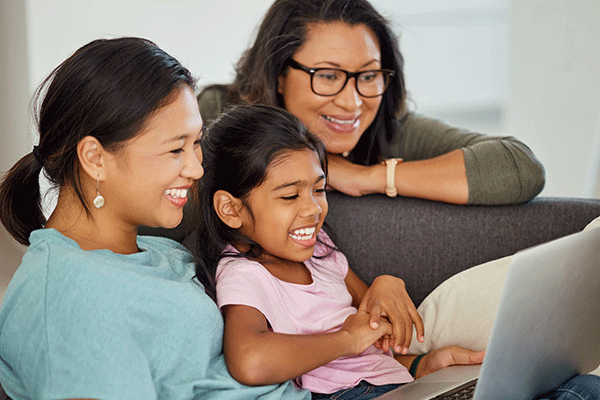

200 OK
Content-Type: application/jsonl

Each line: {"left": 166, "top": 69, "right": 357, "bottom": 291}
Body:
{"left": 0, "top": 152, "right": 46, "bottom": 245}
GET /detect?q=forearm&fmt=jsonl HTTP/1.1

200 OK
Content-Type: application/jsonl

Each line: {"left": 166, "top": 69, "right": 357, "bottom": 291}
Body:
{"left": 395, "top": 113, "right": 544, "bottom": 205}
{"left": 393, "top": 149, "right": 468, "bottom": 204}
{"left": 357, "top": 149, "right": 468, "bottom": 204}
{"left": 224, "top": 327, "right": 352, "bottom": 386}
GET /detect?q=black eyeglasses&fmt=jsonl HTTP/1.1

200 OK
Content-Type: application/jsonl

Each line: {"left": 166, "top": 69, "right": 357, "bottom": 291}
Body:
{"left": 286, "top": 59, "right": 395, "bottom": 98}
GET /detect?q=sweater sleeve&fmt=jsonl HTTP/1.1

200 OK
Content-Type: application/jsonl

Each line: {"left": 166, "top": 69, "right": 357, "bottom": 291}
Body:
{"left": 388, "top": 112, "right": 545, "bottom": 205}
{"left": 197, "top": 86, "right": 229, "bottom": 127}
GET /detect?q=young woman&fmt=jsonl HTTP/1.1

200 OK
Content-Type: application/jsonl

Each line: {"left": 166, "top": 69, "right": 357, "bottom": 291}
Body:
{"left": 0, "top": 37, "right": 309, "bottom": 400}
{"left": 197, "top": 0, "right": 545, "bottom": 205}
{"left": 196, "top": 104, "right": 486, "bottom": 399}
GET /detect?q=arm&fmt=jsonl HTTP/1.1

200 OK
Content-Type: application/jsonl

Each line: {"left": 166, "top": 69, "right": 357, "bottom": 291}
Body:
{"left": 326, "top": 112, "right": 545, "bottom": 205}
{"left": 395, "top": 346, "right": 485, "bottom": 379}
{"left": 221, "top": 304, "right": 392, "bottom": 386}
{"left": 345, "top": 267, "right": 425, "bottom": 354}
{"left": 327, "top": 149, "right": 468, "bottom": 204}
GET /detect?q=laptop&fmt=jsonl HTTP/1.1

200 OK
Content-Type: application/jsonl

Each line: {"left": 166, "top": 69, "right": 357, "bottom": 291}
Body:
{"left": 376, "top": 226, "right": 600, "bottom": 400}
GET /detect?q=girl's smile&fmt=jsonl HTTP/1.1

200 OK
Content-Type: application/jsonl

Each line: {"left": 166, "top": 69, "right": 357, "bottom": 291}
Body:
{"left": 289, "top": 224, "right": 318, "bottom": 247}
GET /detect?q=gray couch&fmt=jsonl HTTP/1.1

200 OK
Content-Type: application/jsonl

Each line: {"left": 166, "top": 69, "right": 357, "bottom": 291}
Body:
{"left": 323, "top": 193, "right": 600, "bottom": 306}
{"left": 1, "top": 194, "right": 600, "bottom": 399}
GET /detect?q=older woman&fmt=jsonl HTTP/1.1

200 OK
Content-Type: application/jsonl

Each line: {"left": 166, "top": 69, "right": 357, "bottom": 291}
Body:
{"left": 198, "top": 0, "right": 544, "bottom": 205}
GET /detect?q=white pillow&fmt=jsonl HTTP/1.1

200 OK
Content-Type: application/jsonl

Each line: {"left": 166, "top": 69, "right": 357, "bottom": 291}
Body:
{"left": 407, "top": 254, "right": 512, "bottom": 353}
{"left": 408, "top": 214, "right": 600, "bottom": 355}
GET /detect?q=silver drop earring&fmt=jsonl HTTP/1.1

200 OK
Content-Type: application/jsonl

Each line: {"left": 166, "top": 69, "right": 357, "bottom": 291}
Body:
{"left": 93, "top": 176, "right": 105, "bottom": 209}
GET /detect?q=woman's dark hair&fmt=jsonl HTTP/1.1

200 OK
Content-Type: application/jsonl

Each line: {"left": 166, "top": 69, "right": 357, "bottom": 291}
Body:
{"left": 0, "top": 37, "right": 196, "bottom": 245}
{"left": 194, "top": 104, "right": 328, "bottom": 295}
{"left": 206, "top": 0, "right": 405, "bottom": 165}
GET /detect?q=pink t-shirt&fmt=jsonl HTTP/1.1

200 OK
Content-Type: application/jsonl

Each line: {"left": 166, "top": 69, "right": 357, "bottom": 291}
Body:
{"left": 215, "top": 233, "right": 413, "bottom": 394}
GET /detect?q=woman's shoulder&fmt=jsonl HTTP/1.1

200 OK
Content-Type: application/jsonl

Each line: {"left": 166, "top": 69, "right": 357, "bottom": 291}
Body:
{"left": 197, "top": 84, "right": 234, "bottom": 125}
{"left": 138, "top": 234, "right": 193, "bottom": 260}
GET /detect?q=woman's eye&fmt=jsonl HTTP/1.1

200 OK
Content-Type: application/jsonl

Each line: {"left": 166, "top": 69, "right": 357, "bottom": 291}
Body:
{"left": 314, "top": 188, "right": 326, "bottom": 194}
{"left": 315, "top": 70, "right": 340, "bottom": 82}
{"left": 359, "top": 72, "right": 378, "bottom": 83}
{"left": 171, "top": 148, "right": 184, "bottom": 155}
{"left": 281, "top": 194, "right": 299, "bottom": 200}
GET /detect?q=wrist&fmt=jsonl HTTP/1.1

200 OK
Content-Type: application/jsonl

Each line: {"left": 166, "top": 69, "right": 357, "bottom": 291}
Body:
{"left": 335, "top": 329, "right": 359, "bottom": 357}
{"left": 382, "top": 158, "right": 403, "bottom": 197}
{"left": 410, "top": 353, "right": 428, "bottom": 378}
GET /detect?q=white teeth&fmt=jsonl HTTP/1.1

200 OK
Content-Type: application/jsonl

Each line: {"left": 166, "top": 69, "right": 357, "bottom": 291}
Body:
{"left": 324, "top": 116, "right": 357, "bottom": 126}
{"left": 164, "top": 188, "right": 188, "bottom": 198}
{"left": 290, "top": 227, "right": 316, "bottom": 241}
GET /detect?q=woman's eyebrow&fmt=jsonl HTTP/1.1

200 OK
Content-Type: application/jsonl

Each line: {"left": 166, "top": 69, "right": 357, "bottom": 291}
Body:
{"left": 314, "top": 59, "right": 381, "bottom": 69}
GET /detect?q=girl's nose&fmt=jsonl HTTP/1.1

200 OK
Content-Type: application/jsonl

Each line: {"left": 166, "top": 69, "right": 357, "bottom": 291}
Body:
{"left": 300, "top": 194, "right": 323, "bottom": 218}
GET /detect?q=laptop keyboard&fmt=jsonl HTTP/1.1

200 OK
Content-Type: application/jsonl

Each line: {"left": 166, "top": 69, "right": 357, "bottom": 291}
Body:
{"left": 431, "top": 378, "right": 478, "bottom": 399}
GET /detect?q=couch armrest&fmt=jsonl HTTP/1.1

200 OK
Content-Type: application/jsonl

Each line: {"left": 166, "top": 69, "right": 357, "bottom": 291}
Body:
{"left": 324, "top": 193, "right": 600, "bottom": 306}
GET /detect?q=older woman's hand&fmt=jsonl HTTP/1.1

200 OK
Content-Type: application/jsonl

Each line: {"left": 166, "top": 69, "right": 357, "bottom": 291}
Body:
{"left": 326, "top": 154, "right": 386, "bottom": 197}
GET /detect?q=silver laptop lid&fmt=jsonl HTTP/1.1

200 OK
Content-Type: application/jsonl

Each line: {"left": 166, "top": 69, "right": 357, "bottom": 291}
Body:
{"left": 474, "top": 227, "right": 600, "bottom": 400}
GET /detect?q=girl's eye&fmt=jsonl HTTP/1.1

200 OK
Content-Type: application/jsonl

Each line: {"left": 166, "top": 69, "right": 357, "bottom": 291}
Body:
{"left": 314, "top": 187, "right": 326, "bottom": 194}
{"left": 171, "top": 148, "right": 184, "bottom": 155}
{"left": 281, "top": 194, "right": 299, "bottom": 201}
{"left": 194, "top": 138, "right": 202, "bottom": 148}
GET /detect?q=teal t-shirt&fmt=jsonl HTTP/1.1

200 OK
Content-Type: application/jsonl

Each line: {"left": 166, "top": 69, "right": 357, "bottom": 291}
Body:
{"left": 0, "top": 229, "right": 309, "bottom": 400}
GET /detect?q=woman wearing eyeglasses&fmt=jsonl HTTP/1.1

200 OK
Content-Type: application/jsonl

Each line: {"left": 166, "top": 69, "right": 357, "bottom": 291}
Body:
{"left": 198, "top": 0, "right": 545, "bottom": 205}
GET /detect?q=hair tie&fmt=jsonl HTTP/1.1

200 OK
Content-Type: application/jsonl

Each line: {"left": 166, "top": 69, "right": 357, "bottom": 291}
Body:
{"left": 32, "top": 145, "right": 44, "bottom": 166}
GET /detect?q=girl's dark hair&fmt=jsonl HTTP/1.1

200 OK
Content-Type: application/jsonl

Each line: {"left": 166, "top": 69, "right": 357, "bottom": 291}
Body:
{"left": 0, "top": 37, "right": 196, "bottom": 245}
{"left": 194, "top": 104, "right": 328, "bottom": 295}
{"left": 205, "top": 0, "right": 405, "bottom": 165}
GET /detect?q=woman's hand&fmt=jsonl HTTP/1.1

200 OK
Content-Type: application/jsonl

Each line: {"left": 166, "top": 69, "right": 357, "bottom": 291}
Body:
{"left": 326, "top": 154, "right": 385, "bottom": 196}
{"left": 339, "top": 309, "right": 394, "bottom": 356}
{"left": 358, "top": 275, "right": 425, "bottom": 354}
{"left": 412, "top": 346, "right": 485, "bottom": 379}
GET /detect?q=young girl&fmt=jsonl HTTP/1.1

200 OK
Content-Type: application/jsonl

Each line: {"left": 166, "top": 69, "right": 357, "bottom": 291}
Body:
{"left": 196, "top": 105, "right": 483, "bottom": 399}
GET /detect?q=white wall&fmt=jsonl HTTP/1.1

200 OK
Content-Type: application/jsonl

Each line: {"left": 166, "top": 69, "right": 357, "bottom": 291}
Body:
{"left": 506, "top": 0, "right": 600, "bottom": 198}
{"left": 0, "top": 0, "right": 29, "bottom": 305}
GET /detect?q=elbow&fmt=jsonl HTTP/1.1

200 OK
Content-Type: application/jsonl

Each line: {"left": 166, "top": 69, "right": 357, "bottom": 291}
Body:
{"left": 225, "top": 349, "right": 275, "bottom": 386}
{"left": 519, "top": 160, "right": 546, "bottom": 202}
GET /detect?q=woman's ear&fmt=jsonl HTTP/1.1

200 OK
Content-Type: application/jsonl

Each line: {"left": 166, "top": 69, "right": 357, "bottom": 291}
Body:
{"left": 213, "top": 190, "right": 244, "bottom": 229}
{"left": 77, "top": 136, "right": 106, "bottom": 181}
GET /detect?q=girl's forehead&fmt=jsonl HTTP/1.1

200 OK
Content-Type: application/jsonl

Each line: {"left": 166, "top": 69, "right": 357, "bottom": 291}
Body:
{"left": 265, "top": 149, "right": 325, "bottom": 181}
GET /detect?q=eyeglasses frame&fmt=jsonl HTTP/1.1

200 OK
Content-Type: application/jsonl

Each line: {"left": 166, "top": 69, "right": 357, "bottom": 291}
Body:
{"left": 286, "top": 59, "right": 395, "bottom": 98}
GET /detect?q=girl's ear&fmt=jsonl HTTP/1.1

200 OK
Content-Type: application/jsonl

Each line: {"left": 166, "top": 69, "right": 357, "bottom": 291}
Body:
{"left": 213, "top": 190, "right": 244, "bottom": 229}
{"left": 77, "top": 135, "right": 106, "bottom": 181}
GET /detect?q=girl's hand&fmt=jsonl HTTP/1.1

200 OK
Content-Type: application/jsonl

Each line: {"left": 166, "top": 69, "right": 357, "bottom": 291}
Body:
{"left": 339, "top": 310, "right": 393, "bottom": 355}
{"left": 358, "top": 275, "right": 425, "bottom": 354}
{"left": 326, "top": 154, "right": 385, "bottom": 196}
{"left": 413, "top": 346, "right": 485, "bottom": 379}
